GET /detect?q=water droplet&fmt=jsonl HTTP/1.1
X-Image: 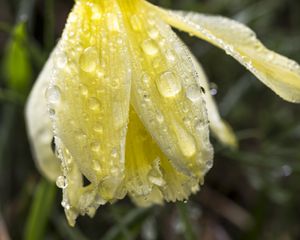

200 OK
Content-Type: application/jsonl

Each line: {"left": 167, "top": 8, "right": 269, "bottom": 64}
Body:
{"left": 156, "top": 72, "right": 182, "bottom": 98}
{"left": 165, "top": 50, "right": 176, "bottom": 64}
{"left": 56, "top": 175, "right": 67, "bottom": 188}
{"left": 48, "top": 108, "right": 55, "bottom": 118}
{"left": 174, "top": 123, "right": 196, "bottom": 158}
{"left": 130, "top": 15, "right": 142, "bottom": 31}
{"left": 210, "top": 82, "right": 218, "bottom": 96}
{"left": 107, "top": 13, "right": 120, "bottom": 32}
{"left": 88, "top": 97, "right": 101, "bottom": 111}
{"left": 148, "top": 28, "right": 159, "bottom": 39}
{"left": 46, "top": 85, "right": 61, "bottom": 104}
{"left": 55, "top": 52, "right": 68, "bottom": 69}
{"left": 142, "top": 39, "right": 159, "bottom": 56}
{"left": 91, "top": 8, "right": 102, "bottom": 20}
{"left": 79, "top": 47, "right": 98, "bottom": 73}
{"left": 186, "top": 85, "right": 202, "bottom": 102}
{"left": 205, "top": 160, "right": 213, "bottom": 173}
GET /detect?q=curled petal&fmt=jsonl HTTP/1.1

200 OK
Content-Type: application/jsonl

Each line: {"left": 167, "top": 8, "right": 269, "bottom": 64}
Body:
{"left": 25, "top": 52, "right": 61, "bottom": 181}
{"left": 46, "top": 1, "right": 131, "bottom": 225}
{"left": 149, "top": 6, "right": 300, "bottom": 103}
{"left": 119, "top": 2, "right": 213, "bottom": 180}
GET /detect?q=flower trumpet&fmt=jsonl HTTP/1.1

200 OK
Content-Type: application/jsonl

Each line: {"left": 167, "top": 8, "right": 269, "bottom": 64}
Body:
{"left": 25, "top": 0, "right": 300, "bottom": 226}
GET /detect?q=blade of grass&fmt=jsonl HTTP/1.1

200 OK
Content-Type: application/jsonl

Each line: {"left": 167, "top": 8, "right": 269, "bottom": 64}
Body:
{"left": 176, "top": 202, "right": 197, "bottom": 240}
{"left": 101, "top": 207, "right": 151, "bottom": 240}
{"left": 24, "top": 179, "right": 56, "bottom": 240}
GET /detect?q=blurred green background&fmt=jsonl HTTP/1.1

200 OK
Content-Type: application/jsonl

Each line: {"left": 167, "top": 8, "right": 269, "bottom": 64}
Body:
{"left": 0, "top": 0, "right": 300, "bottom": 239}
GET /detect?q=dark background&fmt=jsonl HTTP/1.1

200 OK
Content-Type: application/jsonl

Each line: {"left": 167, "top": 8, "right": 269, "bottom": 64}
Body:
{"left": 0, "top": 0, "right": 300, "bottom": 239}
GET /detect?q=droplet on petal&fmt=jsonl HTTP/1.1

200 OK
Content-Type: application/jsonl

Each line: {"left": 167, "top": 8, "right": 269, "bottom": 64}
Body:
{"left": 186, "top": 85, "right": 202, "bottom": 102}
{"left": 156, "top": 71, "right": 182, "bottom": 98}
{"left": 46, "top": 85, "right": 61, "bottom": 104}
{"left": 130, "top": 15, "right": 142, "bottom": 31}
{"left": 142, "top": 39, "right": 159, "bottom": 56}
{"left": 174, "top": 123, "right": 196, "bottom": 158}
{"left": 106, "top": 13, "right": 120, "bottom": 32}
{"left": 79, "top": 47, "right": 98, "bottom": 73}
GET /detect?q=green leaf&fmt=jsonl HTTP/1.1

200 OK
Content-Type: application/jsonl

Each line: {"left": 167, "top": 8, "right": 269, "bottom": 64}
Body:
{"left": 3, "top": 22, "right": 32, "bottom": 94}
{"left": 24, "top": 179, "right": 56, "bottom": 240}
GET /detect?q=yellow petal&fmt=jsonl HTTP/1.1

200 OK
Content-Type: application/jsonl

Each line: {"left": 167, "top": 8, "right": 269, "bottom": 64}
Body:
{"left": 119, "top": 1, "right": 213, "bottom": 179}
{"left": 46, "top": 1, "right": 131, "bottom": 224}
{"left": 125, "top": 108, "right": 202, "bottom": 204}
{"left": 191, "top": 55, "right": 237, "bottom": 148}
{"left": 149, "top": 6, "right": 300, "bottom": 103}
{"left": 25, "top": 51, "right": 61, "bottom": 182}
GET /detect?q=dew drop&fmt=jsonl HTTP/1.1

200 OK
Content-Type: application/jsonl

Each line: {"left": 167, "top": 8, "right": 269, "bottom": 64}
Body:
{"left": 186, "top": 85, "right": 202, "bottom": 102}
{"left": 79, "top": 47, "right": 98, "bottom": 73}
{"left": 91, "top": 8, "right": 102, "bottom": 20}
{"left": 56, "top": 175, "right": 67, "bottom": 188}
{"left": 210, "top": 83, "right": 218, "bottom": 96}
{"left": 165, "top": 50, "right": 176, "bottom": 63}
{"left": 46, "top": 85, "right": 61, "bottom": 104}
{"left": 130, "top": 15, "right": 142, "bottom": 31}
{"left": 174, "top": 123, "right": 196, "bottom": 158}
{"left": 148, "top": 28, "right": 159, "bottom": 39}
{"left": 55, "top": 52, "right": 67, "bottom": 69}
{"left": 88, "top": 97, "right": 101, "bottom": 111}
{"left": 107, "top": 13, "right": 120, "bottom": 32}
{"left": 156, "top": 72, "right": 182, "bottom": 98}
{"left": 142, "top": 39, "right": 159, "bottom": 56}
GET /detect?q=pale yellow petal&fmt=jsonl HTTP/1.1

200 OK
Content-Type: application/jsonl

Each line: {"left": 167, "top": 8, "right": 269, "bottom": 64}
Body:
{"left": 125, "top": 108, "right": 202, "bottom": 204}
{"left": 119, "top": 1, "right": 213, "bottom": 180}
{"left": 149, "top": 5, "right": 300, "bottom": 103}
{"left": 191, "top": 55, "right": 237, "bottom": 148}
{"left": 46, "top": 1, "right": 131, "bottom": 224}
{"left": 25, "top": 51, "right": 61, "bottom": 182}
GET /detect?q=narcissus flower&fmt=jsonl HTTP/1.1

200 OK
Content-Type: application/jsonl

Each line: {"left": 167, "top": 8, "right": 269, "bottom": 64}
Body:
{"left": 26, "top": 0, "right": 300, "bottom": 226}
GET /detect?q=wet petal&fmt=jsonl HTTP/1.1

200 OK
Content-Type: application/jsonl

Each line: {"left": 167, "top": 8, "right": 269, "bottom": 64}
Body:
{"left": 119, "top": 2, "right": 213, "bottom": 180}
{"left": 46, "top": 1, "right": 131, "bottom": 224}
{"left": 191, "top": 55, "right": 237, "bottom": 148}
{"left": 25, "top": 51, "right": 61, "bottom": 181}
{"left": 150, "top": 6, "right": 300, "bottom": 103}
{"left": 125, "top": 108, "right": 202, "bottom": 204}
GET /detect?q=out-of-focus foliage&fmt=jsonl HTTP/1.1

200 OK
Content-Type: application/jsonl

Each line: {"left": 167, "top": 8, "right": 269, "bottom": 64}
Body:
{"left": 0, "top": 0, "right": 299, "bottom": 239}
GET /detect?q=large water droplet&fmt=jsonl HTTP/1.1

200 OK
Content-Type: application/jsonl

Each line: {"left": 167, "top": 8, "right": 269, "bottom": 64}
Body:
{"left": 142, "top": 39, "right": 159, "bottom": 56}
{"left": 79, "top": 47, "right": 98, "bottom": 73}
{"left": 56, "top": 175, "right": 67, "bottom": 188}
{"left": 46, "top": 85, "right": 61, "bottom": 104}
{"left": 156, "top": 72, "right": 182, "bottom": 98}
{"left": 174, "top": 124, "right": 196, "bottom": 158}
{"left": 186, "top": 85, "right": 202, "bottom": 102}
